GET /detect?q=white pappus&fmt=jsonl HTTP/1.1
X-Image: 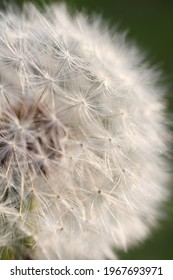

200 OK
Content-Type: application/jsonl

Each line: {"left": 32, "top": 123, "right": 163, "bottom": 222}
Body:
{"left": 0, "top": 3, "right": 170, "bottom": 259}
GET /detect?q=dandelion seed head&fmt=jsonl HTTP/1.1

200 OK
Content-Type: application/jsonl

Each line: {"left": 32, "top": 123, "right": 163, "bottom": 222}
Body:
{"left": 0, "top": 3, "right": 170, "bottom": 259}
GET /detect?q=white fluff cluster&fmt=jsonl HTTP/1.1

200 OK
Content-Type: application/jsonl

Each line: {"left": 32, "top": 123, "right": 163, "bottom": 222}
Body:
{"left": 0, "top": 4, "right": 169, "bottom": 259}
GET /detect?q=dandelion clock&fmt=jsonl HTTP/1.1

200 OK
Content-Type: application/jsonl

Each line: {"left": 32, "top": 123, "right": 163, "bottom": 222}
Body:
{"left": 0, "top": 3, "right": 169, "bottom": 259}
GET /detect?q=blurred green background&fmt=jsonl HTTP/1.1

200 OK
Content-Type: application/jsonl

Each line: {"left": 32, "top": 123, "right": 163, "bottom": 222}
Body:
{"left": 1, "top": 0, "right": 173, "bottom": 259}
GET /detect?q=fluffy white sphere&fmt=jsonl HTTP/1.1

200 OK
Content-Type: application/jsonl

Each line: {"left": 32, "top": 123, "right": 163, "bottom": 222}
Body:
{"left": 0, "top": 3, "right": 169, "bottom": 259}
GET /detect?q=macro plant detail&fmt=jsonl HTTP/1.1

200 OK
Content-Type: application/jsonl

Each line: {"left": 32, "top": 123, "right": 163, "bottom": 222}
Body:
{"left": 0, "top": 3, "right": 169, "bottom": 259}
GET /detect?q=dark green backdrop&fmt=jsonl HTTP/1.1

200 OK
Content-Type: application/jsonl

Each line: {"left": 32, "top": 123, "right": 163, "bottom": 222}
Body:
{"left": 1, "top": 0, "right": 173, "bottom": 260}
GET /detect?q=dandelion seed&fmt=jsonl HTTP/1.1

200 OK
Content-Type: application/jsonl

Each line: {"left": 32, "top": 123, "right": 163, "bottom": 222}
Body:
{"left": 0, "top": 3, "right": 170, "bottom": 259}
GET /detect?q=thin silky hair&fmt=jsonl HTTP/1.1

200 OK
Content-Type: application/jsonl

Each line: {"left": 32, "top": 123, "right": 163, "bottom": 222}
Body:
{"left": 0, "top": 3, "right": 170, "bottom": 259}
